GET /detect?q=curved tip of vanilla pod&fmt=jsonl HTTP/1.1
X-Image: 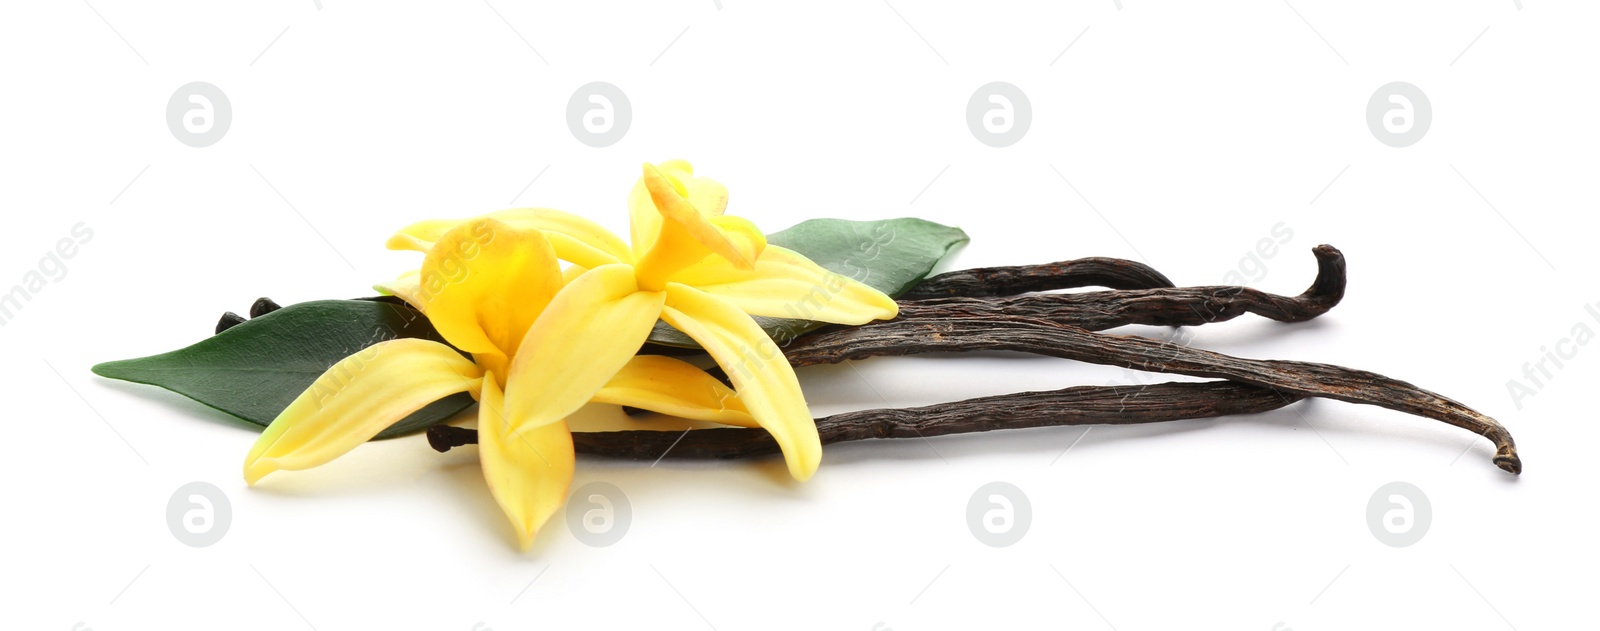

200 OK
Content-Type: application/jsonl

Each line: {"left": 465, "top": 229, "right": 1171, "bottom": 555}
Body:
{"left": 1302, "top": 245, "right": 1347, "bottom": 308}
{"left": 1495, "top": 449, "right": 1522, "bottom": 475}
{"left": 1483, "top": 428, "right": 1520, "bottom": 474}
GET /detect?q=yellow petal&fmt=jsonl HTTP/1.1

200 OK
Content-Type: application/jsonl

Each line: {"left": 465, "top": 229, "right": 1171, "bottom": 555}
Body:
{"left": 488, "top": 208, "right": 632, "bottom": 269}
{"left": 388, "top": 208, "right": 632, "bottom": 269}
{"left": 244, "top": 339, "right": 482, "bottom": 484}
{"left": 503, "top": 264, "right": 666, "bottom": 430}
{"left": 561, "top": 264, "right": 589, "bottom": 284}
{"left": 660, "top": 283, "right": 821, "bottom": 480}
{"left": 626, "top": 180, "right": 664, "bottom": 261}
{"left": 671, "top": 244, "right": 900, "bottom": 325}
{"left": 640, "top": 163, "right": 764, "bottom": 271}
{"left": 663, "top": 159, "right": 729, "bottom": 216}
{"left": 478, "top": 372, "right": 574, "bottom": 550}
{"left": 707, "top": 215, "right": 766, "bottom": 265}
{"left": 419, "top": 218, "right": 562, "bottom": 362}
{"left": 386, "top": 218, "right": 457, "bottom": 252}
{"left": 593, "top": 355, "right": 757, "bottom": 427}
{"left": 627, "top": 160, "right": 729, "bottom": 258}
{"left": 373, "top": 270, "right": 425, "bottom": 312}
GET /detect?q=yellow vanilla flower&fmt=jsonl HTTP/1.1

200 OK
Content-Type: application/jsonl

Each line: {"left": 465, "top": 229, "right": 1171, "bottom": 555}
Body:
{"left": 382, "top": 160, "right": 900, "bottom": 482}
{"left": 245, "top": 218, "right": 751, "bottom": 549}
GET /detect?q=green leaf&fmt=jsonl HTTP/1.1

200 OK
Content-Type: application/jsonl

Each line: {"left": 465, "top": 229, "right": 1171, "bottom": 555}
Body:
{"left": 93, "top": 300, "right": 475, "bottom": 439}
{"left": 647, "top": 217, "right": 969, "bottom": 347}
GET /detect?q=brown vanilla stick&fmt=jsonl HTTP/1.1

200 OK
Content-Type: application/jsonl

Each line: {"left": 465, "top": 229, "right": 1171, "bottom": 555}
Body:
{"left": 427, "top": 380, "right": 1305, "bottom": 458}
{"left": 899, "top": 245, "right": 1344, "bottom": 330}
{"left": 778, "top": 316, "right": 1520, "bottom": 474}
{"left": 899, "top": 256, "right": 1176, "bottom": 299}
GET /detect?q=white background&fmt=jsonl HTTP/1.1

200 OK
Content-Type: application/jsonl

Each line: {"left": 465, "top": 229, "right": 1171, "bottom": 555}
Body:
{"left": 2, "top": 1, "right": 1595, "bottom": 629}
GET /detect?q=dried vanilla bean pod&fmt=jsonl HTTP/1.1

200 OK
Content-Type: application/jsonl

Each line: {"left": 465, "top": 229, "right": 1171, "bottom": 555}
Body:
{"left": 687, "top": 245, "right": 1343, "bottom": 387}
{"left": 900, "top": 245, "right": 1344, "bottom": 330}
{"left": 638, "top": 257, "right": 1182, "bottom": 358}
{"left": 899, "top": 256, "right": 1175, "bottom": 299}
{"left": 214, "top": 312, "right": 247, "bottom": 334}
{"left": 780, "top": 316, "right": 1521, "bottom": 473}
{"left": 427, "top": 380, "right": 1305, "bottom": 458}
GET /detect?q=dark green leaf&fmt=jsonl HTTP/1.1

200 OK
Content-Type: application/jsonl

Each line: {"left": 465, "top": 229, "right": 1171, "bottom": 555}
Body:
{"left": 93, "top": 300, "right": 474, "bottom": 439}
{"left": 647, "top": 217, "right": 968, "bottom": 347}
